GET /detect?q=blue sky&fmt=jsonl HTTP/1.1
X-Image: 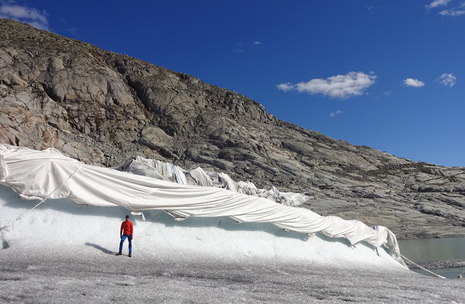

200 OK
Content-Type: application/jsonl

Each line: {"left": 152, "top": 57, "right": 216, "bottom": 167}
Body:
{"left": 1, "top": 0, "right": 465, "bottom": 167}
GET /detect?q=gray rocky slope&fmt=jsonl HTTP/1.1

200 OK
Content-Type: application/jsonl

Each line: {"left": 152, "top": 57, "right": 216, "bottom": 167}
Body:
{"left": 1, "top": 19, "right": 464, "bottom": 239}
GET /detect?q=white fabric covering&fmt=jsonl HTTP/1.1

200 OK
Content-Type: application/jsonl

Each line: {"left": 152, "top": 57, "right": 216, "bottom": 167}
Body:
{"left": 0, "top": 144, "right": 404, "bottom": 265}
{"left": 118, "top": 156, "right": 309, "bottom": 207}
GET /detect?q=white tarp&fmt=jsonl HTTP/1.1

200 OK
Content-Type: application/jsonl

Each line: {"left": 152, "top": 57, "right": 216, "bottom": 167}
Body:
{"left": 0, "top": 144, "right": 404, "bottom": 265}
{"left": 117, "top": 155, "right": 309, "bottom": 207}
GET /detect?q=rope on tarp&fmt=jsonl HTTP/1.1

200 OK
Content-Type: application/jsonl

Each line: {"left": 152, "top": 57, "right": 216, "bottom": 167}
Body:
{"left": 0, "top": 165, "right": 84, "bottom": 231}
{"left": 401, "top": 254, "right": 446, "bottom": 279}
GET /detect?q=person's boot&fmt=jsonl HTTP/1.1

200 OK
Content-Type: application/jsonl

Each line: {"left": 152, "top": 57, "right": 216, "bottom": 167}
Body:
{"left": 116, "top": 252, "right": 122, "bottom": 256}
{"left": 128, "top": 253, "right": 132, "bottom": 257}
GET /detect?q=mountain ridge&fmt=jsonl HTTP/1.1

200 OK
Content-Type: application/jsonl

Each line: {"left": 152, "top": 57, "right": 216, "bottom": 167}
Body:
{"left": 1, "top": 18, "right": 464, "bottom": 239}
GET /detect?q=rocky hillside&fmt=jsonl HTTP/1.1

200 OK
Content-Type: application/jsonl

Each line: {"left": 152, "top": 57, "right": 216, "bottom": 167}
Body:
{"left": 1, "top": 18, "right": 464, "bottom": 239}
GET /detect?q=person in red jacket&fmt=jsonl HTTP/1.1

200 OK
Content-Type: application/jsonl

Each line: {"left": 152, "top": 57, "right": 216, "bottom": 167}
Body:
{"left": 116, "top": 215, "right": 133, "bottom": 257}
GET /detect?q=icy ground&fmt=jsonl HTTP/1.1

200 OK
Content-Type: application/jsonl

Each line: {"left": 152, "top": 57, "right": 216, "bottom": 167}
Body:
{"left": 2, "top": 250, "right": 465, "bottom": 304}
{"left": 0, "top": 185, "right": 464, "bottom": 303}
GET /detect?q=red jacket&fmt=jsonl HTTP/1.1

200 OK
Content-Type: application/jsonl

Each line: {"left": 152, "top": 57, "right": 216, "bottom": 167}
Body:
{"left": 120, "top": 220, "right": 133, "bottom": 237}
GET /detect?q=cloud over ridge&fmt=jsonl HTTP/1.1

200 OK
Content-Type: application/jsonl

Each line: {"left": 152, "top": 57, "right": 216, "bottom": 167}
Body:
{"left": 0, "top": 2, "right": 49, "bottom": 30}
{"left": 277, "top": 72, "right": 376, "bottom": 99}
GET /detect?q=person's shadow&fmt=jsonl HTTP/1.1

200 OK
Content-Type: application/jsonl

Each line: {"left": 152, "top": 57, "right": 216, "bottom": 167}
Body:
{"left": 85, "top": 242, "right": 114, "bottom": 255}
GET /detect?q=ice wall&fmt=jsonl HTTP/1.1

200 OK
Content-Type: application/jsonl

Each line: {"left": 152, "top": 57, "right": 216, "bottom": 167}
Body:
{"left": 0, "top": 185, "right": 404, "bottom": 270}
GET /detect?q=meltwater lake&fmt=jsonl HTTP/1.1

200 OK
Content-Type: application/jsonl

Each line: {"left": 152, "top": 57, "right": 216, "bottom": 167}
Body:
{"left": 398, "top": 237, "right": 465, "bottom": 279}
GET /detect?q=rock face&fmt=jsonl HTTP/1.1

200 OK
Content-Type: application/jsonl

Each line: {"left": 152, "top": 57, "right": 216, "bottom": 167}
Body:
{"left": 1, "top": 19, "right": 465, "bottom": 239}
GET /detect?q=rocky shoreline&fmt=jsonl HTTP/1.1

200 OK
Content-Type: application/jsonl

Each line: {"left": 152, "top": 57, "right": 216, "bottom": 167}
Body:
{"left": 410, "top": 259, "right": 465, "bottom": 270}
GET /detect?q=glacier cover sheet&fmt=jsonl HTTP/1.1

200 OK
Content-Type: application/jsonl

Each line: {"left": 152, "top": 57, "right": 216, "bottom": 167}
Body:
{"left": 0, "top": 144, "right": 403, "bottom": 265}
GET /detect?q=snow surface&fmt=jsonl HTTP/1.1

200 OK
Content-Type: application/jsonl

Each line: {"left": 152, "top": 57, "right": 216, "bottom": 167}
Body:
{"left": 1, "top": 185, "right": 464, "bottom": 303}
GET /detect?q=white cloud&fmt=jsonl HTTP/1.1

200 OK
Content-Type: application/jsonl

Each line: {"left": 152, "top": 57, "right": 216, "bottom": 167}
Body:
{"left": 404, "top": 78, "right": 425, "bottom": 87}
{"left": 329, "top": 110, "right": 343, "bottom": 118}
{"left": 426, "top": 0, "right": 465, "bottom": 16}
{"left": 437, "top": 73, "right": 456, "bottom": 87}
{"left": 426, "top": 0, "right": 451, "bottom": 9}
{"left": 276, "top": 83, "right": 295, "bottom": 92}
{"left": 0, "top": 2, "right": 49, "bottom": 30}
{"left": 439, "top": 9, "right": 465, "bottom": 16}
{"left": 277, "top": 72, "right": 376, "bottom": 99}
{"left": 233, "top": 41, "right": 262, "bottom": 53}
{"left": 365, "top": 5, "right": 380, "bottom": 15}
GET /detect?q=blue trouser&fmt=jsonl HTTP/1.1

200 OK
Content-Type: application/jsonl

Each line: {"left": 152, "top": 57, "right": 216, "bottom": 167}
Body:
{"left": 119, "top": 234, "right": 132, "bottom": 253}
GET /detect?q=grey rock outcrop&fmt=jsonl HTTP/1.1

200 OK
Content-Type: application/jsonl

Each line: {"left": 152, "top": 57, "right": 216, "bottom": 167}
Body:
{"left": 1, "top": 19, "right": 465, "bottom": 239}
